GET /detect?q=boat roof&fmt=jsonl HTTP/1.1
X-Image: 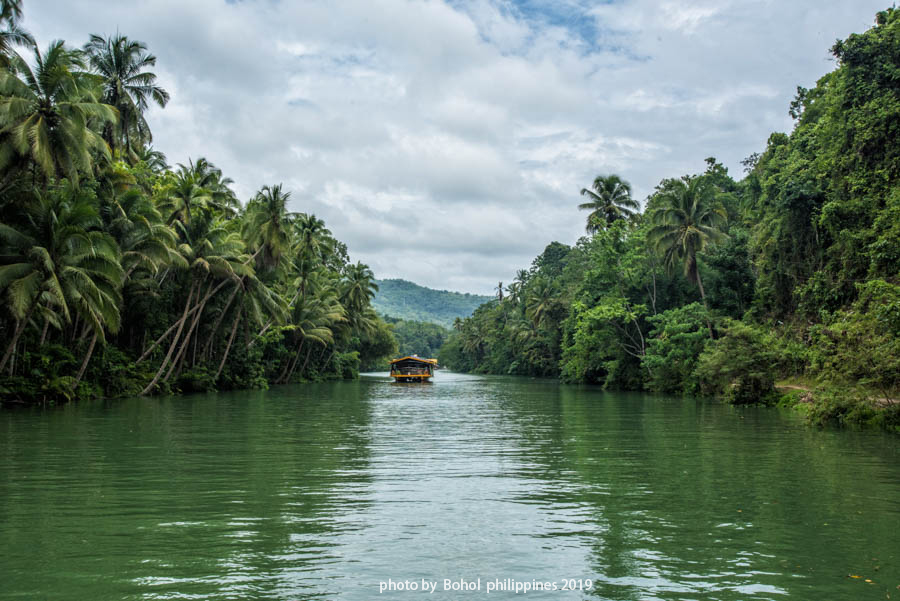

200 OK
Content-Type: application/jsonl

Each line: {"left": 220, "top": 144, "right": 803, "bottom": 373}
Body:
{"left": 390, "top": 356, "right": 438, "bottom": 364}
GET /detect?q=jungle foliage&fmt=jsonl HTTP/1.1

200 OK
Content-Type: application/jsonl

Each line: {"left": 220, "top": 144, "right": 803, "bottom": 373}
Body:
{"left": 0, "top": 5, "right": 394, "bottom": 403}
{"left": 440, "top": 9, "right": 900, "bottom": 429}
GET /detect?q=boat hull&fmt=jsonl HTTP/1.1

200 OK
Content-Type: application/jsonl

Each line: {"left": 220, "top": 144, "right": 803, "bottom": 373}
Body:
{"left": 391, "top": 374, "right": 433, "bottom": 383}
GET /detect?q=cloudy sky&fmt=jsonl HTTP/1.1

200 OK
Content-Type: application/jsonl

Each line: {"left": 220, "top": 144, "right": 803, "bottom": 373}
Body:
{"left": 25, "top": 0, "right": 887, "bottom": 294}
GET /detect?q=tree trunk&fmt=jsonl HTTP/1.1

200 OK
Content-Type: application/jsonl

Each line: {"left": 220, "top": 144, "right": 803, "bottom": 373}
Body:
{"left": 141, "top": 281, "right": 197, "bottom": 395}
{"left": 277, "top": 340, "right": 303, "bottom": 384}
{"left": 696, "top": 269, "right": 715, "bottom": 340}
{"left": 201, "top": 285, "right": 239, "bottom": 361}
{"left": 137, "top": 278, "right": 231, "bottom": 364}
{"left": 323, "top": 348, "right": 336, "bottom": 373}
{"left": 297, "top": 346, "right": 314, "bottom": 379}
{"left": 215, "top": 310, "right": 242, "bottom": 381}
{"left": 73, "top": 331, "right": 98, "bottom": 386}
{"left": 285, "top": 343, "right": 312, "bottom": 383}
{"left": 163, "top": 283, "right": 214, "bottom": 383}
{"left": 0, "top": 305, "right": 35, "bottom": 373}
{"left": 39, "top": 316, "right": 50, "bottom": 346}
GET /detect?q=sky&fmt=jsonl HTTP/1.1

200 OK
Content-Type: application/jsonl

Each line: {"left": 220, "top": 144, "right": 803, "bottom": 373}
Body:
{"left": 24, "top": 0, "right": 889, "bottom": 295}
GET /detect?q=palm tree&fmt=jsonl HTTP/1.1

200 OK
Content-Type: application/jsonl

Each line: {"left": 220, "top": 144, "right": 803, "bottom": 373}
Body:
{"left": 101, "top": 186, "right": 183, "bottom": 280}
{"left": 524, "top": 276, "right": 557, "bottom": 329}
{"left": 83, "top": 34, "right": 169, "bottom": 157}
{"left": 0, "top": 184, "right": 124, "bottom": 377}
{"left": 212, "top": 271, "right": 285, "bottom": 380}
{"left": 193, "top": 158, "right": 239, "bottom": 215}
{"left": 579, "top": 174, "right": 639, "bottom": 233}
{"left": 0, "top": 0, "right": 34, "bottom": 66}
{"left": 291, "top": 213, "right": 331, "bottom": 301}
{"left": 341, "top": 262, "right": 378, "bottom": 317}
{"left": 0, "top": 41, "right": 117, "bottom": 184}
{"left": 647, "top": 176, "right": 728, "bottom": 337}
{"left": 135, "top": 145, "right": 168, "bottom": 172}
{"left": 141, "top": 217, "right": 249, "bottom": 394}
{"left": 243, "top": 183, "right": 296, "bottom": 272}
{"left": 278, "top": 281, "right": 345, "bottom": 383}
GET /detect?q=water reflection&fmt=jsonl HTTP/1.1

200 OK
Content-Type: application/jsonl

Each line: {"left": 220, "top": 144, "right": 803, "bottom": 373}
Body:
{"left": 0, "top": 371, "right": 898, "bottom": 600}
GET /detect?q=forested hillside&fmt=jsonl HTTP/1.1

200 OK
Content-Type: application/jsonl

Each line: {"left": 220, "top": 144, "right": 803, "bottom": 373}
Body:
{"left": 372, "top": 278, "right": 492, "bottom": 328}
{"left": 440, "top": 8, "right": 900, "bottom": 430}
{"left": 384, "top": 316, "right": 448, "bottom": 359}
{"left": 0, "top": 4, "right": 396, "bottom": 402}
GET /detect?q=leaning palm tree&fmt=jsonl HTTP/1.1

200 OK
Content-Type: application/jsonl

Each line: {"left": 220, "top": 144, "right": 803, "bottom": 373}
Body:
{"left": 0, "top": 40, "right": 117, "bottom": 184}
{"left": 579, "top": 174, "right": 639, "bottom": 233}
{"left": 83, "top": 34, "right": 169, "bottom": 157}
{"left": 140, "top": 216, "right": 249, "bottom": 394}
{"left": 647, "top": 176, "right": 728, "bottom": 337}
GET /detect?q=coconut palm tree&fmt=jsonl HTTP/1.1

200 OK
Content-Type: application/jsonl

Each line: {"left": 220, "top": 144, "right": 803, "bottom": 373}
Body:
{"left": 135, "top": 145, "right": 168, "bottom": 172}
{"left": 0, "top": 184, "right": 124, "bottom": 377}
{"left": 341, "top": 262, "right": 378, "bottom": 316}
{"left": 0, "top": 40, "right": 117, "bottom": 184}
{"left": 243, "top": 183, "right": 297, "bottom": 272}
{"left": 647, "top": 176, "right": 728, "bottom": 337}
{"left": 278, "top": 283, "right": 345, "bottom": 383}
{"left": 141, "top": 217, "right": 249, "bottom": 394}
{"left": 579, "top": 174, "right": 639, "bottom": 233}
{"left": 83, "top": 34, "right": 169, "bottom": 157}
{"left": 101, "top": 186, "right": 183, "bottom": 280}
{"left": 0, "top": 0, "right": 34, "bottom": 66}
{"left": 524, "top": 276, "right": 557, "bottom": 329}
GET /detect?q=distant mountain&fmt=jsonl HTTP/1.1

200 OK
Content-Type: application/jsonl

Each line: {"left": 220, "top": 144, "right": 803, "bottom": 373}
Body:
{"left": 372, "top": 279, "right": 493, "bottom": 328}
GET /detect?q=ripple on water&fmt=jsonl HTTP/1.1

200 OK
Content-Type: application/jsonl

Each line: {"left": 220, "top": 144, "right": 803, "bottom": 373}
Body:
{"left": 0, "top": 373, "right": 898, "bottom": 600}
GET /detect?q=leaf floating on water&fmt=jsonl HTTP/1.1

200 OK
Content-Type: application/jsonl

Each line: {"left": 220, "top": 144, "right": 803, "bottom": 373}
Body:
{"left": 850, "top": 575, "right": 861, "bottom": 579}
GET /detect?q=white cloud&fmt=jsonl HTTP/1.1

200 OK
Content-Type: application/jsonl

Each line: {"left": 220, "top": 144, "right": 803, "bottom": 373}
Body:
{"left": 21, "top": 0, "right": 889, "bottom": 294}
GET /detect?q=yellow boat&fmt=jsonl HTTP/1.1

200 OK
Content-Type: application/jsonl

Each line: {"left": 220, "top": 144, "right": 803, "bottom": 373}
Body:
{"left": 390, "top": 356, "right": 437, "bottom": 382}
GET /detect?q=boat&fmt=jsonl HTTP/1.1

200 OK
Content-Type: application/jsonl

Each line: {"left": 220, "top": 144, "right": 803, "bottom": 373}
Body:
{"left": 390, "top": 356, "right": 437, "bottom": 382}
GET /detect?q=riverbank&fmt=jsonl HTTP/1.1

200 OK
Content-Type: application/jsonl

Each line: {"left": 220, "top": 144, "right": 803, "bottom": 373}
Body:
{"left": 776, "top": 380, "right": 900, "bottom": 433}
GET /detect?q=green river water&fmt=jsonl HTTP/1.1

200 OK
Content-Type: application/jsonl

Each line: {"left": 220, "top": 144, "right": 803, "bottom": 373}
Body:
{"left": 1, "top": 371, "right": 898, "bottom": 600}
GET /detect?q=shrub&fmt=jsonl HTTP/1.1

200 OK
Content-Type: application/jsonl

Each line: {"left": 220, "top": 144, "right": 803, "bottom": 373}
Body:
{"left": 695, "top": 320, "right": 779, "bottom": 404}
{"left": 642, "top": 303, "right": 711, "bottom": 393}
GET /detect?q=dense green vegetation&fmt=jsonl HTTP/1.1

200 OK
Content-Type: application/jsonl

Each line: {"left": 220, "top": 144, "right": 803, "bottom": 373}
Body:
{"left": 0, "top": 2, "right": 395, "bottom": 402}
{"left": 372, "top": 278, "right": 491, "bottom": 328}
{"left": 384, "top": 316, "right": 448, "bottom": 359}
{"left": 441, "top": 8, "right": 900, "bottom": 431}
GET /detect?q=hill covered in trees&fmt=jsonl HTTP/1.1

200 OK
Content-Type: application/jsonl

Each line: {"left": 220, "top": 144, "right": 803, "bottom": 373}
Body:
{"left": 372, "top": 279, "right": 492, "bottom": 328}
{"left": 440, "top": 8, "right": 900, "bottom": 431}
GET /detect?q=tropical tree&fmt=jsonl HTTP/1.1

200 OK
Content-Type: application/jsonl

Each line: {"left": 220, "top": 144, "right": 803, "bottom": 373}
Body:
{"left": 524, "top": 276, "right": 557, "bottom": 329}
{"left": 0, "top": 184, "right": 124, "bottom": 379}
{"left": 0, "top": 40, "right": 117, "bottom": 184}
{"left": 579, "top": 174, "right": 639, "bottom": 233}
{"left": 243, "top": 183, "right": 296, "bottom": 272}
{"left": 0, "top": 0, "right": 34, "bottom": 66}
{"left": 83, "top": 34, "right": 169, "bottom": 157}
{"left": 135, "top": 145, "right": 167, "bottom": 172}
{"left": 140, "top": 216, "right": 249, "bottom": 394}
{"left": 100, "top": 185, "right": 183, "bottom": 281}
{"left": 647, "top": 176, "right": 728, "bottom": 337}
{"left": 341, "top": 261, "right": 378, "bottom": 317}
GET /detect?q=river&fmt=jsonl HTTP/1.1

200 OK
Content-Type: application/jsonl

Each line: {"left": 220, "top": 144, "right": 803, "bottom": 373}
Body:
{"left": 1, "top": 371, "right": 898, "bottom": 600}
